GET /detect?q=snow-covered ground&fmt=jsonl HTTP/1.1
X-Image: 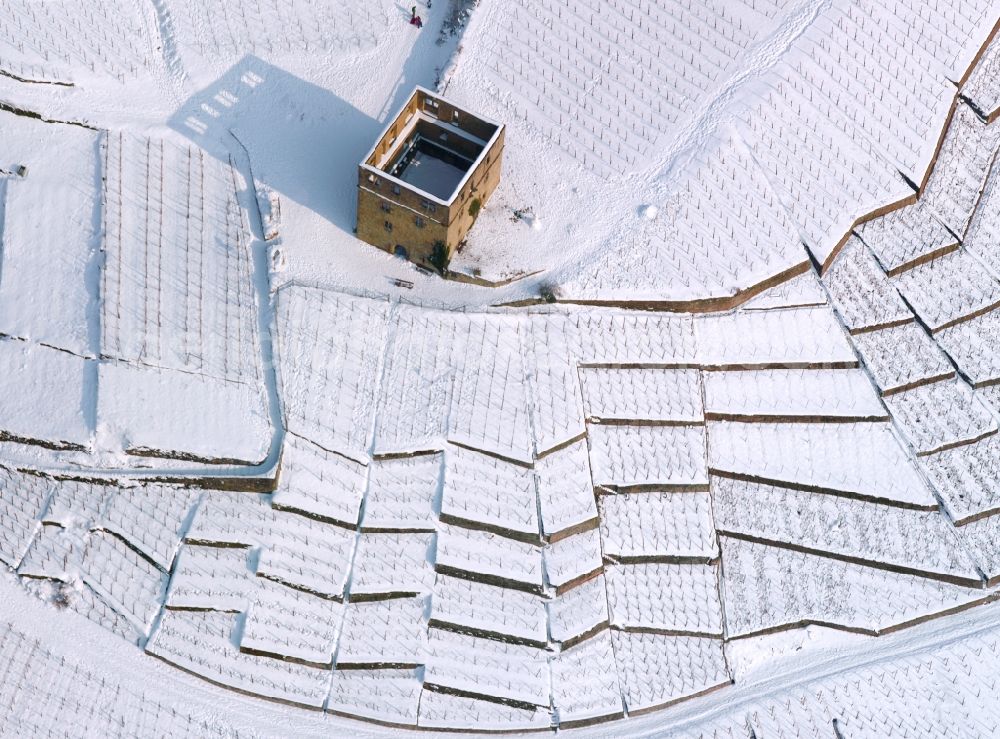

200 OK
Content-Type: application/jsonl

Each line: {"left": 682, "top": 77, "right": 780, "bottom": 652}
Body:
{"left": 2, "top": 0, "right": 1000, "bottom": 734}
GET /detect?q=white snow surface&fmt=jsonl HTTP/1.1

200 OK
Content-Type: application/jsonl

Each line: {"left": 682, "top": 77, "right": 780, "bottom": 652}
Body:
{"left": 2, "top": 0, "right": 1000, "bottom": 735}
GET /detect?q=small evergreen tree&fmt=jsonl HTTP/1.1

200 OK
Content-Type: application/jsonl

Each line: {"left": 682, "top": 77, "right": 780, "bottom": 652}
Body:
{"left": 429, "top": 240, "right": 449, "bottom": 274}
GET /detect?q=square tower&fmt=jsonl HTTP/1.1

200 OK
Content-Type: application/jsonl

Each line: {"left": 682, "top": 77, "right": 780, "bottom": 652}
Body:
{"left": 356, "top": 87, "right": 505, "bottom": 270}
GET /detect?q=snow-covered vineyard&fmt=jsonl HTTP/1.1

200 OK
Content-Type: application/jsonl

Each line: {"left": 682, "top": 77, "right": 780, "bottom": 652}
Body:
{"left": 8, "top": 280, "right": 1000, "bottom": 730}
{"left": 3, "top": 0, "right": 1000, "bottom": 735}
{"left": 5, "top": 590, "right": 1000, "bottom": 736}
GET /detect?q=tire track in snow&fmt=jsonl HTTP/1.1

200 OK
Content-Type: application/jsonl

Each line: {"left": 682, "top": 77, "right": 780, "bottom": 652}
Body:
{"left": 652, "top": 0, "right": 832, "bottom": 190}
{"left": 547, "top": 0, "right": 830, "bottom": 297}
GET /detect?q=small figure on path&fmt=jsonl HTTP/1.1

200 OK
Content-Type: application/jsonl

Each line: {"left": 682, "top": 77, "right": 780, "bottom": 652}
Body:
{"left": 410, "top": 13, "right": 423, "bottom": 28}
{"left": 411, "top": 5, "right": 417, "bottom": 19}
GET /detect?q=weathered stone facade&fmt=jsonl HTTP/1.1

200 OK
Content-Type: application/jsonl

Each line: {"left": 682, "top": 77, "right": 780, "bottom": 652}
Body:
{"left": 356, "top": 87, "right": 504, "bottom": 270}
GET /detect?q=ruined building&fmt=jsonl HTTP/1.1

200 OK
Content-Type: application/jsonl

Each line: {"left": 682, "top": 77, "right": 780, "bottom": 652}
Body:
{"left": 356, "top": 86, "right": 504, "bottom": 270}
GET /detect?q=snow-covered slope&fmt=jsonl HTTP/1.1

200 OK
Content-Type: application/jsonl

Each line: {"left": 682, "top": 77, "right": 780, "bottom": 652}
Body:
{"left": 1, "top": 0, "right": 1000, "bottom": 735}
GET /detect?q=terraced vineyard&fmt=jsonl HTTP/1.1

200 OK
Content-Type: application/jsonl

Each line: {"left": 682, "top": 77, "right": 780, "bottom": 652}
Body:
{"left": 0, "top": 0, "right": 999, "bottom": 735}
